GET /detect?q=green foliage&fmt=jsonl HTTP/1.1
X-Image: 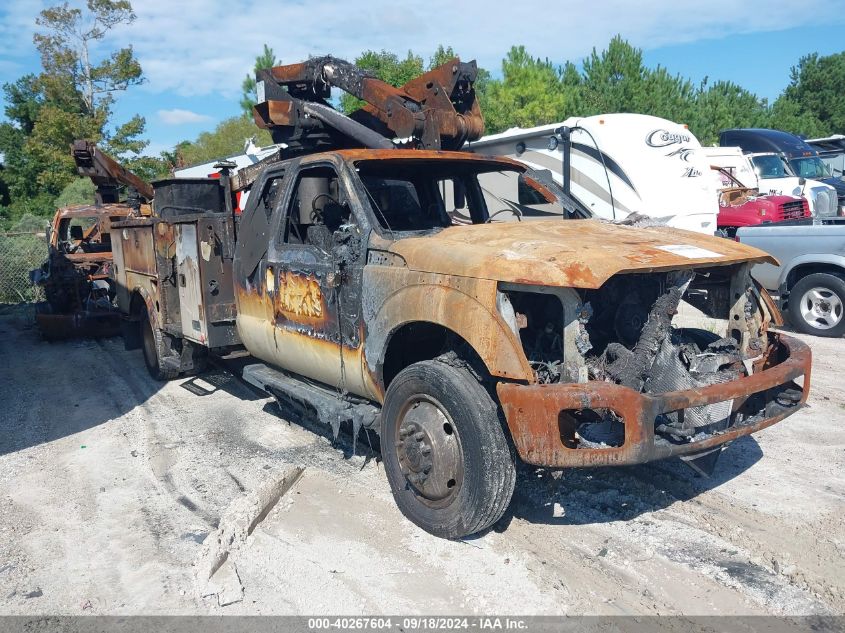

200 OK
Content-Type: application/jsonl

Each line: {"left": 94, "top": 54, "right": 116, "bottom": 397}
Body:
{"left": 176, "top": 117, "right": 273, "bottom": 167}
{"left": 241, "top": 44, "right": 279, "bottom": 117}
{"left": 0, "top": 230, "right": 48, "bottom": 303}
{"left": 54, "top": 178, "right": 95, "bottom": 208}
{"left": 690, "top": 79, "right": 769, "bottom": 145}
{"left": 767, "top": 95, "right": 826, "bottom": 138}
{"left": 125, "top": 155, "right": 172, "bottom": 182}
{"left": 578, "top": 36, "right": 696, "bottom": 125}
{"left": 0, "top": 192, "right": 57, "bottom": 229}
{"left": 340, "top": 50, "right": 425, "bottom": 113}
{"left": 10, "top": 213, "right": 51, "bottom": 233}
{"left": 429, "top": 45, "right": 458, "bottom": 69}
{"left": 0, "top": 0, "right": 149, "bottom": 229}
{"left": 481, "top": 46, "right": 569, "bottom": 134}
{"left": 780, "top": 52, "right": 845, "bottom": 136}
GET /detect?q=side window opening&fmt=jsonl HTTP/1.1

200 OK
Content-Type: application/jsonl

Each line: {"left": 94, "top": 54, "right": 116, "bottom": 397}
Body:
{"left": 260, "top": 176, "right": 284, "bottom": 219}
{"left": 284, "top": 166, "right": 355, "bottom": 254}
{"left": 438, "top": 178, "right": 473, "bottom": 225}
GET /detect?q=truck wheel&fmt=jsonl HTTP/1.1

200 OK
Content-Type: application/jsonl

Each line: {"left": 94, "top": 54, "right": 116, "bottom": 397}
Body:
{"left": 381, "top": 359, "right": 516, "bottom": 539}
{"left": 140, "top": 305, "right": 179, "bottom": 381}
{"left": 788, "top": 273, "right": 845, "bottom": 338}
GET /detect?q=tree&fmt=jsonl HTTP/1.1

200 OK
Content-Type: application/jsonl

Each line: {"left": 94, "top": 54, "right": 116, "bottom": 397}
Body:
{"left": 772, "top": 51, "right": 845, "bottom": 137}
{"left": 690, "top": 79, "right": 769, "bottom": 145}
{"left": 481, "top": 46, "right": 568, "bottom": 134}
{"left": 580, "top": 36, "right": 695, "bottom": 123}
{"left": 767, "top": 95, "right": 826, "bottom": 138}
{"left": 33, "top": 0, "right": 146, "bottom": 157}
{"left": 339, "top": 49, "right": 425, "bottom": 114}
{"left": 581, "top": 36, "right": 647, "bottom": 114}
{"left": 0, "top": 0, "right": 148, "bottom": 225}
{"left": 176, "top": 117, "right": 272, "bottom": 167}
{"left": 240, "top": 44, "right": 278, "bottom": 117}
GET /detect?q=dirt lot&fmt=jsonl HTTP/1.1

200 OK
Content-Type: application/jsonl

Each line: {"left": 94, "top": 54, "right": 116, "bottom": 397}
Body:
{"left": 1, "top": 305, "right": 843, "bottom": 616}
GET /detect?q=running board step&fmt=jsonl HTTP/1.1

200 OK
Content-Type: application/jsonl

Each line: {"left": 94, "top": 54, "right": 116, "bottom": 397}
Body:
{"left": 242, "top": 363, "right": 381, "bottom": 439}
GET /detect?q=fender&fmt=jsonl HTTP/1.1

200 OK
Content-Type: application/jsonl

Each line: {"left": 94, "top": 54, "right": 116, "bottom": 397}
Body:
{"left": 781, "top": 253, "right": 845, "bottom": 289}
{"left": 362, "top": 272, "right": 534, "bottom": 392}
{"left": 129, "top": 284, "right": 161, "bottom": 331}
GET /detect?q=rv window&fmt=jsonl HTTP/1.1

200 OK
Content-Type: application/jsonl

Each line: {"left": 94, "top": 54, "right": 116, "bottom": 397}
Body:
{"left": 478, "top": 170, "right": 562, "bottom": 221}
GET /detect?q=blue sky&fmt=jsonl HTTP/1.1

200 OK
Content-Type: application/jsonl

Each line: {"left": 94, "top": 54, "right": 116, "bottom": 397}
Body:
{"left": 2, "top": 0, "right": 844, "bottom": 157}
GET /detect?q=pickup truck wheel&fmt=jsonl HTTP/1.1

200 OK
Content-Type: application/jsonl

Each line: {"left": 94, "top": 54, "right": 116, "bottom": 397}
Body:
{"left": 788, "top": 273, "right": 845, "bottom": 337}
{"left": 381, "top": 360, "right": 516, "bottom": 539}
{"left": 140, "top": 305, "right": 179, "bottom": 381}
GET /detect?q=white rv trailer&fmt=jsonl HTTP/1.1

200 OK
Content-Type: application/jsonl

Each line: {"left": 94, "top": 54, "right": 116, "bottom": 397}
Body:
{"left": 701, "top": 146, "right": 838, "bottom": 217}
{"left": 466, "top": 113, "right": 717, "bottom": 234}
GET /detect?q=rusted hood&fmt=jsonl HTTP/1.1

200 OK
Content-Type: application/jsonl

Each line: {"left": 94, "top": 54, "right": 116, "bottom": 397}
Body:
{"left": 387, "top": 219, "right": 776, "bottom": 288}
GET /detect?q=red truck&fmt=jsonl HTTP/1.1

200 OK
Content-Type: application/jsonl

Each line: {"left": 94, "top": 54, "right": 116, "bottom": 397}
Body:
{"left": 714, "top": 167, "right": 810, "bottom": 238}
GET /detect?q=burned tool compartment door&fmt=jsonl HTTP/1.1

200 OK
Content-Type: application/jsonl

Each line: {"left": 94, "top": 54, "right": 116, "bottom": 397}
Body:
{"left": 175, "top": 223, "right": 207, "bottom": 344}
{"left": 263, "top": 161, "right": 367, "bottom": 395}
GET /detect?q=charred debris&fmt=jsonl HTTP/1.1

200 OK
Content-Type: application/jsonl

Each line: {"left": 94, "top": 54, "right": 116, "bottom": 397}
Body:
{"left": 502, "top": 265, "right": 770, "bottom": 448}
{"left": 29, "top": 141, "right": 153, "bottom": 340}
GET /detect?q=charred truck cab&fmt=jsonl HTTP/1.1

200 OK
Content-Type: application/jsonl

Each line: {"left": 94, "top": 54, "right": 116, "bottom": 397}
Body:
{"left": 111, "top": 57, "right": 810, "bottom": 539}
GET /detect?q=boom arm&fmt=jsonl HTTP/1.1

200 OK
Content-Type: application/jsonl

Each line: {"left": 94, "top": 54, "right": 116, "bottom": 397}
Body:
{"left": 72, "top": 140, "right": 155, "bottom": 204}
{"left": 252, "top": 56, "right": 484, "bottom": 153}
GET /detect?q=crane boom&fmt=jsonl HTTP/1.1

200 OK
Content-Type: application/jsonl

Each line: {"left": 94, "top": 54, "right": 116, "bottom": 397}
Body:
{"left": 251, "top": 56, "right": 484, "bottom": 153}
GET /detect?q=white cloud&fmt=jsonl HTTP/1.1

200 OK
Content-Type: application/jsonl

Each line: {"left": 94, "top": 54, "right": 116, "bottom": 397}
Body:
{"left": 3, "top": 0, "right": 843, "bottom": 101}
{"left": 0, "top": 1, "right": 43, "bottom": 57}
{"left": 157, "top": 108, "right": 214, "bottom": 124}
{"left": 104, "top": 0, "right": 840, "bottom": 100}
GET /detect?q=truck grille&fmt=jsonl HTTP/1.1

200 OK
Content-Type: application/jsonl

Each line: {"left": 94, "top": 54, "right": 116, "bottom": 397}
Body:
{"left": 811, "top": 187, "right": 836, "bottom": 216}
{"left": 779, "top": 199, "right": 810, "bottom": 220}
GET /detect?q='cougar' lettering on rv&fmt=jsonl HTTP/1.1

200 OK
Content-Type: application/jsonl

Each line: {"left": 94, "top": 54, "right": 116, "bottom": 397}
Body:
{"left": 646, "top": 129, "right": 691, "bottom": 148}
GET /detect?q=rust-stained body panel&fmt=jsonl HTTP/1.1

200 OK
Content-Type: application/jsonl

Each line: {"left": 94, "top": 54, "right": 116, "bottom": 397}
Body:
{"left": 497, "top": 333, "right": 810, "bottom": 467}
{"left": 388, "top": 219, "right": 776, "bottom": 288}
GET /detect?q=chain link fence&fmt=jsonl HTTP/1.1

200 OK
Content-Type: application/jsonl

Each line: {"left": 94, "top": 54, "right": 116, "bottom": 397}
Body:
{"left": 0, "top": 232, "right": 47, "bottom": 304}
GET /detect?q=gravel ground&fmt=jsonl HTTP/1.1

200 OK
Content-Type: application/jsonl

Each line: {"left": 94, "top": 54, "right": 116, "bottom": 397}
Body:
{"left": 0, "top": 304, "right": 843, "bottom": 616}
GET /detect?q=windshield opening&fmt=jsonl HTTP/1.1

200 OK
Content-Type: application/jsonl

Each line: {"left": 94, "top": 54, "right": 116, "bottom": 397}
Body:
{"left": 354, "top": 159, "right": 577, "bottom": 233}
{"left": 751, "top": 155, "right": 791, "bottom": 180}
{"left": 788, "top": 157, "right": 831, "bottom": 179}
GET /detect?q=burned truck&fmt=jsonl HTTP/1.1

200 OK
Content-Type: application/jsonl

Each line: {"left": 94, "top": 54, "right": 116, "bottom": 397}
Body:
{"left": 110, "top": 58, "right": 811, "bottom": 539}
{"left": 30, "top": 141, "right": 154, "bottom": 339}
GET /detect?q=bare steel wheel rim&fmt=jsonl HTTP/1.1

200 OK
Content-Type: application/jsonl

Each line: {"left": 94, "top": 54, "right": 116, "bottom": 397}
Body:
{"left": 799, "top": 286, "right": 843, "bottom": 330}
{"left": 394, "top": 396, "right": 464, "bottom": 508}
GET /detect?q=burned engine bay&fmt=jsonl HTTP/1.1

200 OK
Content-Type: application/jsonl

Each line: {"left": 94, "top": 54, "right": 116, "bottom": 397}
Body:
{"left": 499, "top": 264, "right": 772, "bottom": 448}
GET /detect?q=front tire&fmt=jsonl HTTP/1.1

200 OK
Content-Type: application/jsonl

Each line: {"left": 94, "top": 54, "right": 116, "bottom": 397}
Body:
{"left": 787, "top": 273, "right": 845, "bottom": 337}
{"left": 381, "top": 359, "right": 516, "bottom": 539}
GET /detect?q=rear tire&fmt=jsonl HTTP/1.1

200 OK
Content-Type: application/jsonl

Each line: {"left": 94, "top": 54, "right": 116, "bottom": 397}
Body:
{"left": 787, "top": 273, "right": 845, "bottom": 338}
{"left": 381, "top": 359, "right": 516, "bottom": 539}
{"left": 140, "top": 305, "right": 179, "bottom": 381}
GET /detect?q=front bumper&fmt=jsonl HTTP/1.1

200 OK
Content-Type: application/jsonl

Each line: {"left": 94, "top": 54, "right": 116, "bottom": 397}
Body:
{"left": 496, "top": 332, "right": 810, "bottom": 467}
